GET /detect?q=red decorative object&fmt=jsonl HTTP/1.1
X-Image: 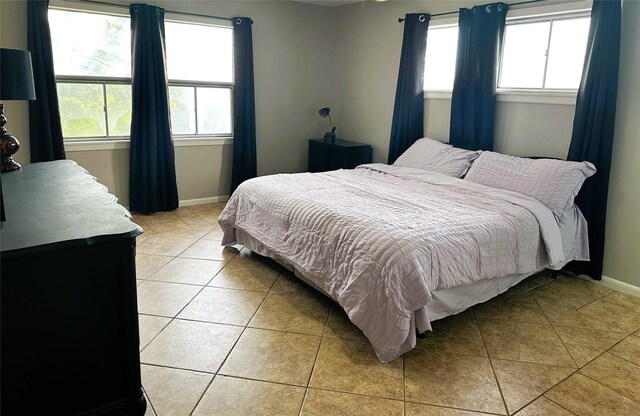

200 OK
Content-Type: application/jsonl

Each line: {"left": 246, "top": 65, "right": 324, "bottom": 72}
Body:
{"left": 0, "top": 104, "right": 21, "bottom": 172}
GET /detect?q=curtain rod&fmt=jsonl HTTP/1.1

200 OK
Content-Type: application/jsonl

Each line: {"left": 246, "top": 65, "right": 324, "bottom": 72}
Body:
{"left": 397, "top": 0, "right": 545, "bottom": 23}
{"left": 73, "top": 0, "right": 250, "bottom": 23}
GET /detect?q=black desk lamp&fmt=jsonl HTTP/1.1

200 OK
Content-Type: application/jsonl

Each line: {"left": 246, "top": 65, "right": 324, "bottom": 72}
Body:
{"left": 318, "top": 107, "right": 336, "bottom": 143}
{"left": 0, "top": 48, "right": 36, "bottom": 173}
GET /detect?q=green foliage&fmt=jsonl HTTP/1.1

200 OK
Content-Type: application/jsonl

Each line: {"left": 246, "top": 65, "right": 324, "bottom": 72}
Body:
{"left": 56, "top": 14, "right": 233, "bottom": 138}
{"left": 58, "top": 16, "right": 131, "bottom": 138}
{"left": 106, "top": 84, "right": 131, "bottom": 136}
{"left": 169, "top": 86, "right": 194, "bottom": 134}
{"left": 58, "top": 83, "right": 105, "bottom": 137}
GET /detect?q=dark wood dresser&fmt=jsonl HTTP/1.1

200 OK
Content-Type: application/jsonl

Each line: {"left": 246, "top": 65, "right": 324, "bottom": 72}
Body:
{"left": 1, "top": 160, "right": 146, "bottom": 415}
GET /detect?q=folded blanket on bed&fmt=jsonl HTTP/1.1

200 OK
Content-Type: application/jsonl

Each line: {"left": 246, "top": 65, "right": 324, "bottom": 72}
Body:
{"left": 218, "top": 164, "right": 564, "bottom": 362}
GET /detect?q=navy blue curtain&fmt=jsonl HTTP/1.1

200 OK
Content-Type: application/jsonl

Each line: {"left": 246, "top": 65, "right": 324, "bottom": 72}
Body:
{"left": 27, "top": 0, "right": 65, "bottom": 162}
{"left": 449, "top": 3, "right": 508, "bottom": 152}
{"left": 129, "top": 4, "right": 178, "bottom": 214}
{"left": 565, "top": 0, "right": 621, "bottom": 280}
{"left": 387, "top": 13, "right": 430, "bottom": 164}
{"left": 230, "top": 17, "right": 257, "bottom": 195}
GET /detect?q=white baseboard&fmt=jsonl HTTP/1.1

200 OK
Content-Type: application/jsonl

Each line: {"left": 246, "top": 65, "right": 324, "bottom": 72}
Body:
{"left": 591, "top": 275, "right": 640, "bottom": 298}
{"left": 180, "top": 196, "right": 229, "bottom": 207}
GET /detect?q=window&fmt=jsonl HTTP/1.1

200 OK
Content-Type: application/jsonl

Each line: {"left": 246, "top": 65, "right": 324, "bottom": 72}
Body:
{"left": 499, "top": 16, "right": 590, "bottom": 90}
{"left": 423, "top": 26, "right": 458, "bottom": 91}
{"left": 49, "top": 8, "right": 131, "bottom": 138}
{"left": 165, "top": 21, "right": 233, "bottom": 136}
{"left": 49, "top": 8, "right": 234, "bottom": 140}
{"left": 423, "top": 10, "right": 590, "bottom": 95}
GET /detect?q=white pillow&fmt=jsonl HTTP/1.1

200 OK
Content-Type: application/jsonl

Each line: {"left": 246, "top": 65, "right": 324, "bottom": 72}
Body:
{"left": 393, "top": 138, "right": 480, "bottom": 178}
{"left": 464, "top": 151, "right": 596, "bottom": 222}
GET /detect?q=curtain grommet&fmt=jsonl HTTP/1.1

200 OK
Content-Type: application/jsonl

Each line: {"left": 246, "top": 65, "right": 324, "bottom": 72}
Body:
{"left": 236, "top": 18, "right": 242, "bottom": 25}
{"left": 419, "top": 14, "right": 426, "bottom": 22}
{"left": 486, "top": 5, "right": 492, "bottom": 13}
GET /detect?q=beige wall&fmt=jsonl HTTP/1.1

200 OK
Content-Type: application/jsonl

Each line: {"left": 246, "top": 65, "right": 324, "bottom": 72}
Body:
{"left": 425, "top": 98, "right": 575, "bottom": 159}
{"left": 329, "top": 0, "right": 639, "bottom": 287}
{"left": 2, "top": 0, "right": 638, "bottom": 286}
{"left": 101, "top": 0, "right": 333, "bottom": 176}
{"left": 329, "top": 0, "right": 580, "bottom": 161}
{"left": 0, "top": 0, "right": 332, "bottom": 206}
{"left": 603, "top": 0, "right": 640, "bottom": 287}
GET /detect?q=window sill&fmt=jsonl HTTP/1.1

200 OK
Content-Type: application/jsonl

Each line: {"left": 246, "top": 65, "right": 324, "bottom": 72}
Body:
{"left": 496, "top": 90, "right": 577, "bottom": 105}
{"left": 64, "top": 136, "right": 233, "bottom": 152}
{"left": 424, "top": 90, "right": 577, "bottom": 105}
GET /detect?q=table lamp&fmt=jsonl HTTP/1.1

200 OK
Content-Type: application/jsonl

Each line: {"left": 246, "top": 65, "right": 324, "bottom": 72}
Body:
{"left": 318, "top": 107, "right": 336, "bottom": 143}
{"left": 0, "top": 48, "right": 36, "bottom": 173}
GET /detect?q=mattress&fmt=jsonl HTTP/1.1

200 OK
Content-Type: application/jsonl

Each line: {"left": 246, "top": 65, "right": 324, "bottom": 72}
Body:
{"left": 219, "top": 164, "right": 589, "bottom": 362}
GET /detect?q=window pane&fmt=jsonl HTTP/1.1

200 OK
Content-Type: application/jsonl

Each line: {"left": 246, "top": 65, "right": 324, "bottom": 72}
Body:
{"left": 106, "top": 84, "right": 131, "bottom": 136}
{"left": 197, "top": 88, "right": 232, "bottom": 134}
{"left": 545, "top": 18, "right": 590, "bottom": 89}
{"left": 499, "top": 21, "right": 550, "bottom": 89}
{"left": 49, "top": 9, "right": 130, "bottom": 77}
{"left": 57, "top": 83, "right": 106, "bottom": 138}
{"left": 169, "top": 86, "right": 196, "bottom": 135}
{"left": 165, "top": 22, "right": 232, "bottom": 82}
{"left": 424, "top": 26, "right": 458, "bottom": 91}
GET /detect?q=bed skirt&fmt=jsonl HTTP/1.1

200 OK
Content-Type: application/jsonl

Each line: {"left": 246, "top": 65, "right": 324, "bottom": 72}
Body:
{"left": 233, "top": 228, "right": 541, "bottom": 358}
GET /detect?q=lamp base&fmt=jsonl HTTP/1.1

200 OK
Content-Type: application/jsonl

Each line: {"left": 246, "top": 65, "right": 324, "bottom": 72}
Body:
{"left": 323, "top": 132, "right": 336, "bottom": 143}
{"left": 0, "top": 103, "right": 21, "bottom": 173}
{"left": 1, "top": 150, "right": 22, "bottom": 172}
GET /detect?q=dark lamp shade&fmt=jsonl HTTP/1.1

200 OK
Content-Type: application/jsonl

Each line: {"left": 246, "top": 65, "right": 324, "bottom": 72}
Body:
{"left": 318, "top": 107, "right": 331, "bottom": 118}
{"left": 0, "top": 48, "right": 36, "bottom": 101}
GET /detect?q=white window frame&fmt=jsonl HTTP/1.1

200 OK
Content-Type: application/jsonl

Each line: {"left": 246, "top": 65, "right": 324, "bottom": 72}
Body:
{"left": 50, "top": 0, "right": 234, "bottom": 147}
{"left": 54, "top": 78, "right": 133, "bottom": 139}
{"left": 424, "top": 15, "right": 457, "bottom": 99}
{"left": 164, "top": 16, "right": 234, "bottom": 139}
{"left": 50, "top": 2, "right": 132, "bottom": 141}
{"left": 424, "top": 0, "right": 592, "bottom": 105}
{"left": 423, "top": 20, "right": 458, "bottom": 94}
{"left": 497, "top": 12, "right": 591, "bottom": 95}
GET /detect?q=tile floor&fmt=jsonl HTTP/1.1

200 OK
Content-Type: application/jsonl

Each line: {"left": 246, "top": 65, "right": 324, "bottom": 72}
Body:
{"left": 132, "top": 204, "right": 640, "bottom": 416}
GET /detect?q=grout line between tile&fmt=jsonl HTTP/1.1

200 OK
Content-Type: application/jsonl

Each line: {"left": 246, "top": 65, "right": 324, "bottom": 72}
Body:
{"left": 578, "top": 372, "right": 640, "bottom": 406}
{"left": 472, "top": 308, "right": 509, "bottom": 416}
{"left": 169, "top": 316, "right": 249, "bottom": 329}
{"left": 139, "top": 317, "right": 173, "bottom": 353}
{"left": 206, "top": 272, "right": 280, "bottom": 378}
{"left": 139, "top": 235, "right": 241, "bottom": 391}
{"left": 298, "top": 384, "right": 405, "bottom": 403}
{"left": 514, "top": 368, "right": 579, "bottom": 415}
{"left": 531, "top": 295, "right": 580, "bottom": 369}
{"left": 139, "top": 362, "right": 217, "bottom": 375}
{"left": 402, "top": 349, "right": 406, "bottom": 404}
{"left": 141, "top": 386, "right": 159, "bottom": 416}
{"left": 220, "top": 373, "right": 308, "bottom": 390}
{"left": 403, "top": 399, "right": 506, "bottom": 416}
{"left": 542, "top": 394, "right": 579, "bottom": 415}
{"left": 304, "top": 303, "right": 333, "bottom": 390}
{"left": 575, "top": 290, "right": 614, "bottom": 311}
{"left": 607, "top": 340, "right": 640, "bottom": 368}
{"left": 298, "top": 388, "right": 310, "bottom": 416}
{"left": 189, "top": 373, "right": 217, "bottom": 416}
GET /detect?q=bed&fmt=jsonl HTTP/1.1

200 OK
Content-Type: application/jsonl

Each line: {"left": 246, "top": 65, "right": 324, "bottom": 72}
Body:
{"left": 218, "top": 139, "right": 595, "bottom": 362}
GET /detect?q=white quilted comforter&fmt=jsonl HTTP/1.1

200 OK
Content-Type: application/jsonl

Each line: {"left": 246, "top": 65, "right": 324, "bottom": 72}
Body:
{"left": 218, "top": 164, "right": 565, "bottom": 361}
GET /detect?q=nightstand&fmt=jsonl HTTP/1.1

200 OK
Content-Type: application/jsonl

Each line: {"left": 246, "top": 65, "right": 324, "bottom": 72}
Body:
{"left": 308, "top": 138, "right": 373, "bottom": 173}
